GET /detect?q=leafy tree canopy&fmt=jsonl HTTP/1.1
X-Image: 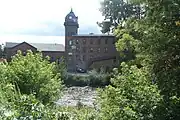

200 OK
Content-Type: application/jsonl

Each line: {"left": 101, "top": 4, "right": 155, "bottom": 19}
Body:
{"left": 98, "top": 0, "right": 145, "bottom": 33}
{"left": 7, "top": 50, "right": 63, "bottom": 105}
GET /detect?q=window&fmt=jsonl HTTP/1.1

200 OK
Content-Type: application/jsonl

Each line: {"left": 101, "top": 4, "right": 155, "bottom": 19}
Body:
{"left": 97, "top": 48, "right": 100, "bottom": 53}
{"left": 105, "top": 39, "right": 108, "bottom": 44}
{"left": 83, "top": 39, "right": 86, "bottom": 44}
{"left": 113, "top": 58, "right": 116, "bottom": 63}
{"left": 68, "top": 56, "right": 72, "bottom": 61}
{"left": 23, "top": 51, "right": 26, "bottom": 56}
{"left": 90, "top": 48, "right": 93, "bottom": 53}
{"left": 76, "top": 55, "right": 80, "bottom": 60}
{"left": 51, "top": 57, "right": 55, "bottom": 61}
{"left": 90, "top": 39, "right": 93, "bottom": 44}
{"left": 98, "top": 39, "right": 101, "bottom": 44}
{"left": 71, "top": 32, "right": 75, "bottom": 35}
{"left": 76, "top": 47, "right": 80, "bottom": 52}
{"left": 90, "top": 55, "right": 93, "bottom": 59}
{"left": 106, "top": 66, "right": 110, "bottom": 72}
{"left": 83, "top": 55, "right": 86, "bottom": 61}
{"left": 76, "top": 40, "right": 79, "bottom": 44}
{"left": 104, "top": 47, "right": 108, "bottom": 53}
{"left": 82, "top": 47, "right": 86, "bottom": 53}
{"left": 112, "top": 39, "right": 116, "bottom": 44}
{"left": 69, "top": 40, "right": 72, "bottom": 45}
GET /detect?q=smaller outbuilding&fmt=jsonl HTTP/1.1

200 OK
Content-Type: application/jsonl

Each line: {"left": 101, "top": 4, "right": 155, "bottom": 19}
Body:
{"left": 4, "top": 42, "right": 65, "bottom": 62}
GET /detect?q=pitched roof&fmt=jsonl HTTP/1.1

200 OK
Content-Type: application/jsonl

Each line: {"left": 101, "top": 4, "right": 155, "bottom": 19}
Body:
{"left": 5, "top": 42, "right": 19, "bottom": 48}
{"left": 5, "top": 42, "right": 65, "bottom": 51}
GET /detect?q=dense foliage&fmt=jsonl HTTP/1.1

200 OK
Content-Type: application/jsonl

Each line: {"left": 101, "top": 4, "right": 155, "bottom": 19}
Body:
{"left": 0, "top": 51, "right": 101, "bottom": 119}
{"left": 7, "top": 50, "right": 62, "bottom": 104}
{"left": 98, "top": 0, "right": 145, "bottom": 33}
{"left": 0, "top": 0, "right": 179, "bottom": 119}
{"left": 64, "top": 70, "right": 110, "bottom": 87}
{"left": 99, "top": 0, "right": 180, "bottom": 119}
{"left": 0, "top": 51, "right": 65, "bottom": 119}
{"left": 98, "top": 63, "right": 162, "bottom": 120}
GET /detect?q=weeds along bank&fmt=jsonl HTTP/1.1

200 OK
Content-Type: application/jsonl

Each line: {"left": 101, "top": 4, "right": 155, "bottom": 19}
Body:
{"left": 63, "top": 71, "right": 111, "bottom": 87}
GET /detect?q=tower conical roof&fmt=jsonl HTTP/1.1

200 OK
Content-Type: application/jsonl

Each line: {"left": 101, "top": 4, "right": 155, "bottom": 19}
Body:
{"left": 65, "top": 8, "right": 77, "bottom": 22}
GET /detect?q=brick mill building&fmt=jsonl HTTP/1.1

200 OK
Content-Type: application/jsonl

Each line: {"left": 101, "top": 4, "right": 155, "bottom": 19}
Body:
{"left": 4, "top": 9, "right": 120, "bottom": 72}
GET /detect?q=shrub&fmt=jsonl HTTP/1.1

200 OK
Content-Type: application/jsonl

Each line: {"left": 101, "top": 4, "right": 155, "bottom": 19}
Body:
{"left": 7, "top": 50, "right": 62, "bottom": 104}
{"left": 2, "top": 94, "right": 72, "bottom": 120}
{"left": 63, "top": 71, "right": 110, "bottom": 87}
{"left": 0, "top": 63, "right": 19, "bottom": 119}
{"left": 98, "top": 63, "right": 162, "bottom": 120}
{"left": 88, "top": 70, "right": 110, "bottom": 87}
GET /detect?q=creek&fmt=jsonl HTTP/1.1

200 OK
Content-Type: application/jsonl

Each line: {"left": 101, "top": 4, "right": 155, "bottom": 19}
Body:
{"left": 56, "top": 86, "right": 98, "bottom": 107}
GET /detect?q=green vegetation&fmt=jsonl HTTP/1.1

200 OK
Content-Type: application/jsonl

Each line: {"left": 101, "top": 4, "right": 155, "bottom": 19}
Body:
{"left": 64, "top": 70, "right": 111, "bottom": 87}
{"left": 0, "top": 51, "right": 64, "bottom": 119}
{"left": 0, "top": 0, "right": 180, "bottom": 119}
{"left": 8, "top": 50, "right": 62, "bottom": 105}
{"left": 98, "top": 63, "right": 162, "bottom": 120}
{"left": 98, "top": 0, "right": 180, "bottom": 119}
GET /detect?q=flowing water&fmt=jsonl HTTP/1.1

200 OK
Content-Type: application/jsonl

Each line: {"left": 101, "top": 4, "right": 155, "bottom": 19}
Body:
{"left": 56, "top": 86, "right": 98, "bottom": 107}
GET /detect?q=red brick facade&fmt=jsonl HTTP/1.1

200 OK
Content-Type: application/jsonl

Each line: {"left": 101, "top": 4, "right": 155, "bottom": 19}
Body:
{"left": 5, "top": 42, "right": 65, "bottom": 62}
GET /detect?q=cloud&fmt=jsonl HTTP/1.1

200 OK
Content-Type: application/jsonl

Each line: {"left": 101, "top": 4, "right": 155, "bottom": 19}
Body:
{"left": 0, "top": 0, "right": 103, "bottom": 36}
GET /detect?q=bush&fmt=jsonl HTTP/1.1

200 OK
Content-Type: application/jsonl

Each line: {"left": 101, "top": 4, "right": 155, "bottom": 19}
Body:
{"left": 63, "top": 70, "right": 110, "bottom": 87}
{"left": 0, "top": 57, "right": 70, "bottom": 120}
{"left": 7, "top": 50, "right": 62, "bottom": 104}
{"left": 0, "top": 63, "right": 18, "bottom": 119}
{"left": 98, "top": 63, "right": 163, "bottom": 120}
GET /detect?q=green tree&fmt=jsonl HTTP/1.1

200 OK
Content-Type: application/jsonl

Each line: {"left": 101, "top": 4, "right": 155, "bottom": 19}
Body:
{"left": 99, "top": 0, "right": 180, "bottom": 119}
{"left": 129, "top": 0, "right": 180, "bottom": 118}
{"left": 98, "top": 63, "right": 162, "bottom": 120}
{"left": 98, "top": 0, "right": 145, "bottom": 33}
{"left": 0, "top": 63, "right": 19, "bottom": 119}
{"left": 7, "top": 50, "right": 62, "bottom": 105}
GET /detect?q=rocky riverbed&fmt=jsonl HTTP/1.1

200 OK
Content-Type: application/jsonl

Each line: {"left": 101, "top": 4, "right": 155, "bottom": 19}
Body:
{"left": 56, "top": 86, "right": 98, "bottom": 107}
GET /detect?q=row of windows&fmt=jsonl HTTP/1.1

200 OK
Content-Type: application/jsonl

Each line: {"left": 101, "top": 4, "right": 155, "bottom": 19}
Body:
{"left": 74, "top": 47, "right": 108, "bottom": 53}
{"left": 68, "top": 38, "right": 114, "bottom": 45}
{"left": 68, "top": 55, "right": 117, "bottom": 63}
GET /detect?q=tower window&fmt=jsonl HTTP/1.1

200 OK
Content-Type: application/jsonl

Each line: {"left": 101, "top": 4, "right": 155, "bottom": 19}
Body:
{"left": 68, "top": 32, "right": 71, "bottom": 36}
{"left": 71, "top": 32, "right": 75, "bottom": 35}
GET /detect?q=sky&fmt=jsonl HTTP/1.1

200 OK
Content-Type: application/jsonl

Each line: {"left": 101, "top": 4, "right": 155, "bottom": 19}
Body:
{"left": 0, "top": 0, "right": 104, "bottom": 45}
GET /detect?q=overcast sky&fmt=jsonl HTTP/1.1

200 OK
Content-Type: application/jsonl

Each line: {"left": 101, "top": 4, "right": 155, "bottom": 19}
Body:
{"left": 0, "top": 0, "right": 104, "bottom": 45}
